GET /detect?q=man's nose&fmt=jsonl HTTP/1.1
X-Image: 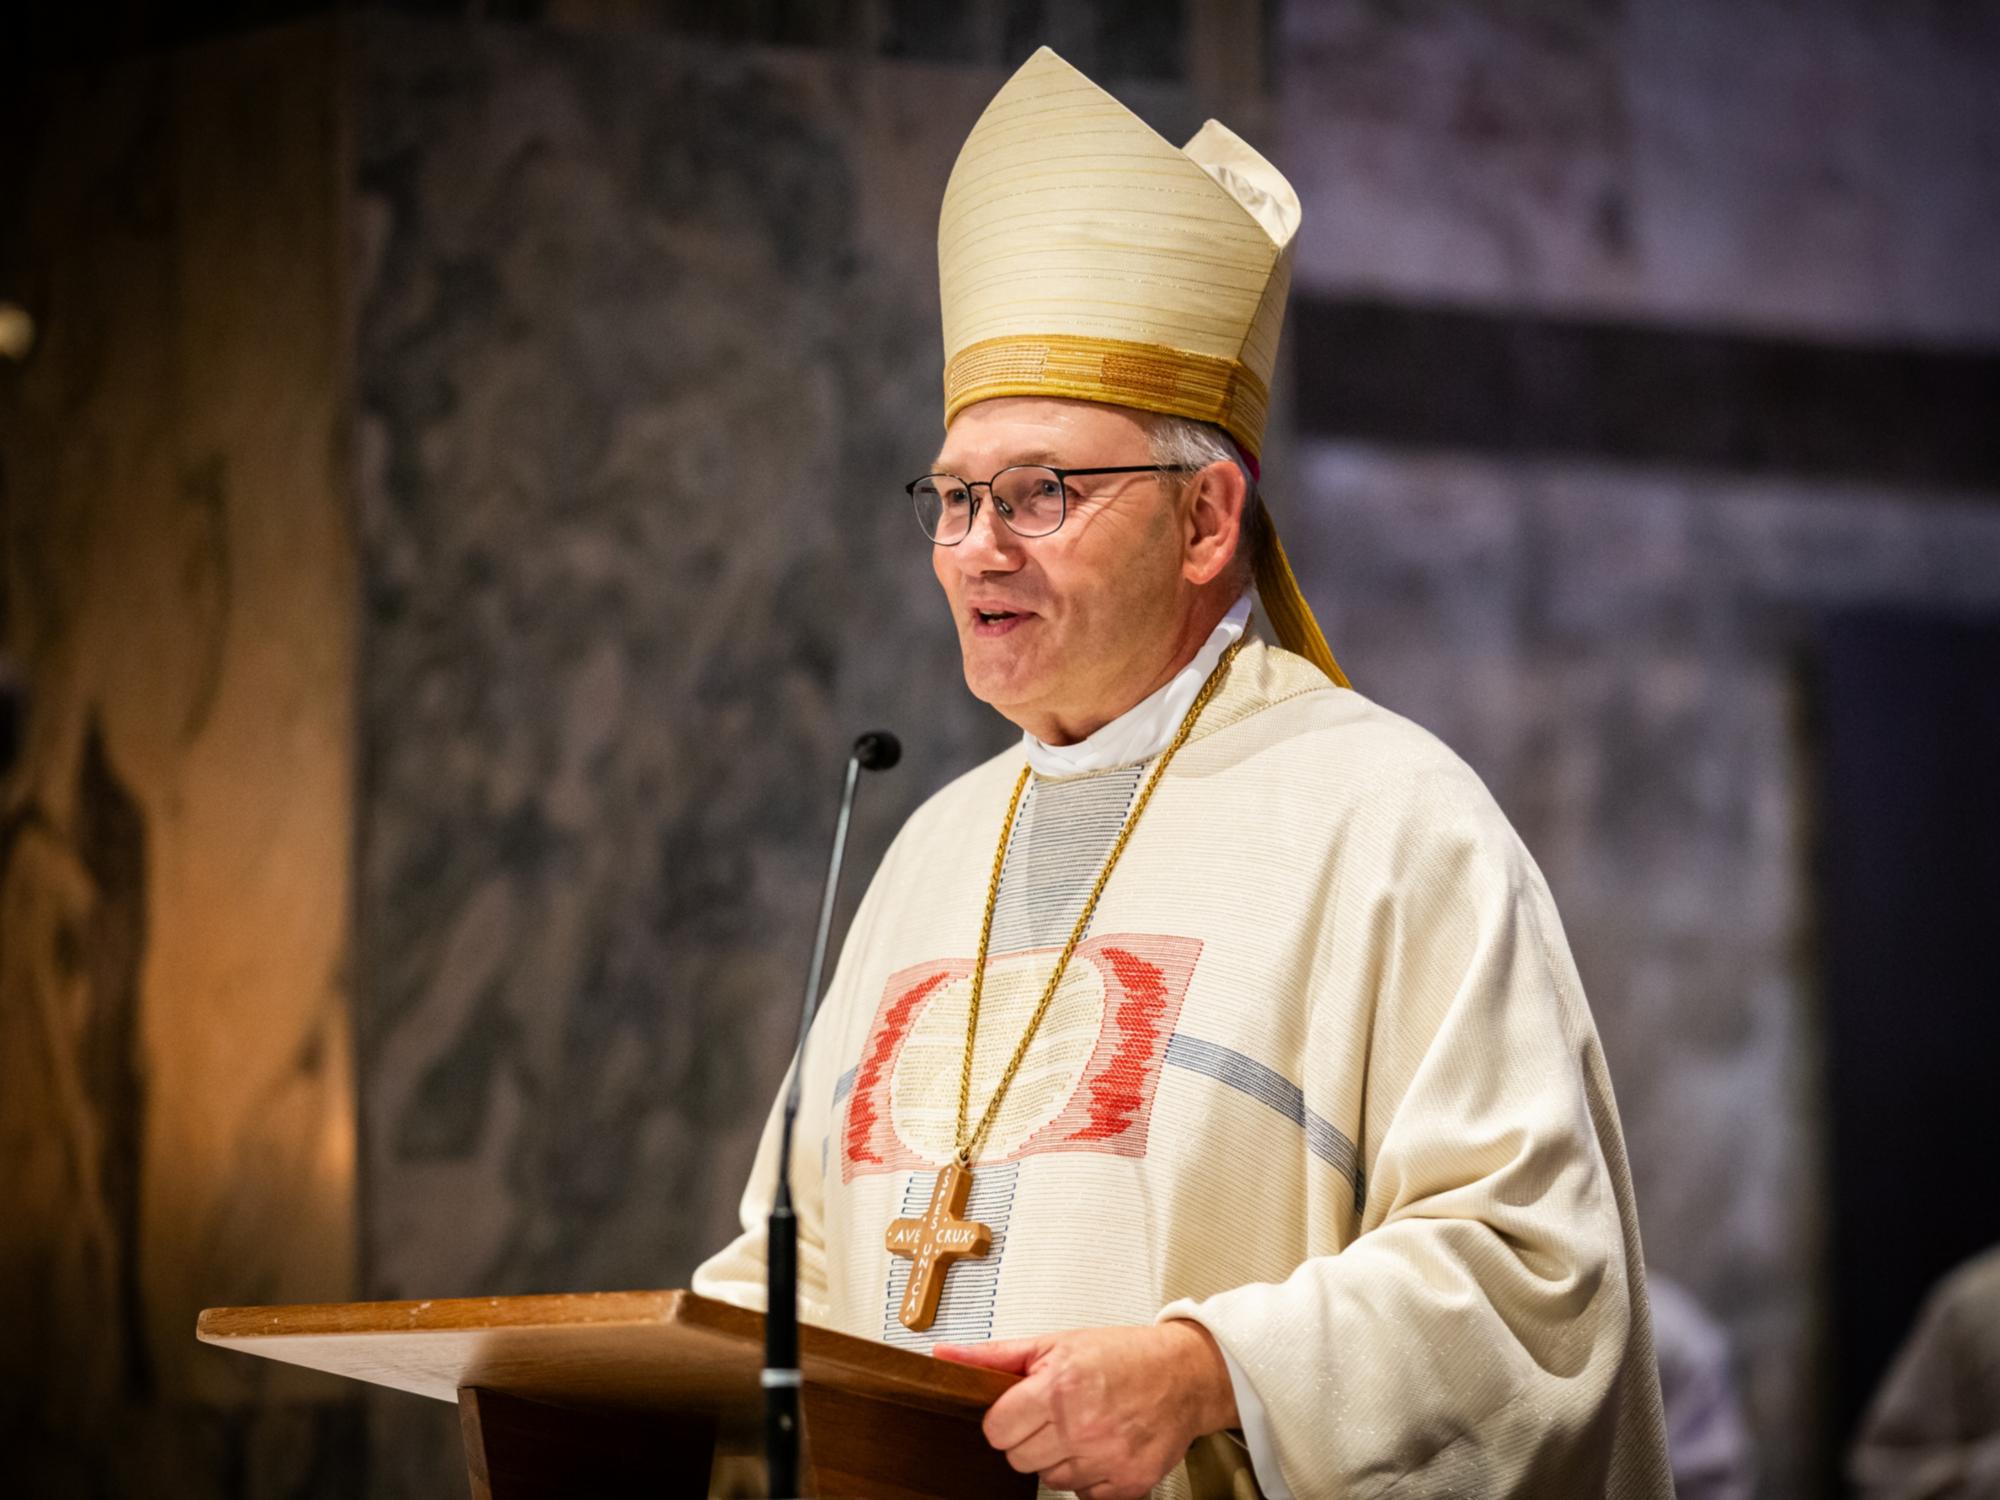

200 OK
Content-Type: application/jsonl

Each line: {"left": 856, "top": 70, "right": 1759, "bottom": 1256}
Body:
{"left": 951, "top": 494, "right": 1022, "bottom": 572}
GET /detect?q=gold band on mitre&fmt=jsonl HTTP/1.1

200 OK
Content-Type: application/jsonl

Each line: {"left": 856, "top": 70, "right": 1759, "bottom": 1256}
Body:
{"left": 943, "top": 333, "right": 1271, "bottom": 461}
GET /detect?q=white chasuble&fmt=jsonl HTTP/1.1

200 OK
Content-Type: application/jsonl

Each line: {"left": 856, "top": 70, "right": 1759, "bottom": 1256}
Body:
{"left": 694, "top": 640, "right": 1673, "bottom": 1500}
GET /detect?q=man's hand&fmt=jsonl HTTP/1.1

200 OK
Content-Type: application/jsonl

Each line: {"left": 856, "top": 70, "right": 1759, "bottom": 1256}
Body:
{"left": 933, "top": 1320, "right": 1239, "bottom": 1499}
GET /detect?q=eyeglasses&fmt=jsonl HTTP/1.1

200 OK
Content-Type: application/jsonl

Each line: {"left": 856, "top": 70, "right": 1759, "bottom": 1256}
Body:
{"left": 907, "top": 465, "right": 1185, "bottom": 545}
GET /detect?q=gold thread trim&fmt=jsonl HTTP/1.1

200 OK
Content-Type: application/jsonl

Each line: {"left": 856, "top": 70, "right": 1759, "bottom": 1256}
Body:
{"left": 944, "top": 333, "right": 1269, "bottom": 458}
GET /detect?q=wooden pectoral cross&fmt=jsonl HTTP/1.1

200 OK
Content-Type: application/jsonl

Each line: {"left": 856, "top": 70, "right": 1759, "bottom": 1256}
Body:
{"left": 885, "top": 1158, "right": 993, "bottom": 1332}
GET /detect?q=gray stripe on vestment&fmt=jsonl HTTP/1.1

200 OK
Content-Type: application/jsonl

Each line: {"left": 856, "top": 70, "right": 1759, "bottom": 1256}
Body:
{"left": 986, "top": 767, "right": 1144, "bottom": 955}
{"left": 1164, "top": 1033, "right": 1366, "bottom": 1211}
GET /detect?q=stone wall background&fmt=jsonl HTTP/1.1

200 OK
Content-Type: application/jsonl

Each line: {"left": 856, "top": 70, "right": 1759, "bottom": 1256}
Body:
{"left": 347, "top": 22, "right": 1006, "bottom": 1490}
{"left": 1276, "top": 8, "right": 2000, "bottom": 1495}
{"left": 5, "top": 2, "right": 1996, "bottom": 1496}
{"left": 1282, "top": 0, "right": 2000, "bottom": 344}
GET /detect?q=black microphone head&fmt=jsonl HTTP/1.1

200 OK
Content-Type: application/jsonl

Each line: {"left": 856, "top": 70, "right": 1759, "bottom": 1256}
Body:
{"left": 852, "top": 730, "right": 901, "bottom": 771}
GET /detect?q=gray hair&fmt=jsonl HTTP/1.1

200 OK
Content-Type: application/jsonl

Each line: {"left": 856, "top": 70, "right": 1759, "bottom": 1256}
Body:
{"left": 1144, "top": 413, "right": 1266, "bottom": 586}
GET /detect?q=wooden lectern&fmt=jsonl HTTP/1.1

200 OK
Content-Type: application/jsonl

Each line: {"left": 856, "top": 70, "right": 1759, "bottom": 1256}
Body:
{"left": 197, "top": 1289, "right": 1029, "bottom": 1499}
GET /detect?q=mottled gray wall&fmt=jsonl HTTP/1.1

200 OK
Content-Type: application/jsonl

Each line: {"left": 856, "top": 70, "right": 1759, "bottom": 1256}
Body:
{"left": 348, "top": 3, "right": 1234, "bottom": 1281}
{"left": 1282, "top": 0, "right": 2000, "bottom": 343}
{"left": 347, "top": 18, "right": 1044, "bottom": 1491}
{"left": 1276, "top": 4, "right": 2000, "bottom": 1497}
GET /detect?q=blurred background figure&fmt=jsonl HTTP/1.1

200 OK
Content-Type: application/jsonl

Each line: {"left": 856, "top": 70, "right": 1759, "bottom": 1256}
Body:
{"left": 1849, "top": 1247, "right": 2000, "bottom": 1500}
{"left": 1650, "top": 1270, "right": 1757, "bottom": 1500}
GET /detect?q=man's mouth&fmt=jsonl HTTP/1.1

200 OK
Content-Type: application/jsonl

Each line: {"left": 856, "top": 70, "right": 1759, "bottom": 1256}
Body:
{"left": 970, "top": 607, "right": 1033, "bottom": 637}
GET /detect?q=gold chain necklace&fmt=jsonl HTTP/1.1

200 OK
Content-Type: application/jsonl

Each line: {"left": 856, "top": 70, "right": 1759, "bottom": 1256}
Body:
{"left": 884, "top": 636, "right": 1246, "bottom": 1331}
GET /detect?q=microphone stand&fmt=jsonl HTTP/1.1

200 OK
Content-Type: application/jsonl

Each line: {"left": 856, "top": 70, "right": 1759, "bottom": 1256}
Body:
{"left": 765, "top": 730, "right": 900, "bottom": 1499}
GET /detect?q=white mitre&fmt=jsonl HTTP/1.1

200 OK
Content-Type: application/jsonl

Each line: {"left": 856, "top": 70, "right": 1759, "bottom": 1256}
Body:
{"left": 937, "top": 46, "right": 1347, "bottom": 686}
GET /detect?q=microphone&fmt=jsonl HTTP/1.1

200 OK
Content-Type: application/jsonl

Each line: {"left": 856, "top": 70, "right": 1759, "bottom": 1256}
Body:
{"left": 765, "top": 730, "right": 901, "bottom": 1498}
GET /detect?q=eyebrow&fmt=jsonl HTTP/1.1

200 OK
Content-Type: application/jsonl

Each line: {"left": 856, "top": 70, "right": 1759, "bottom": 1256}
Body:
{"left": 929, "top": 448, "right": 1067, "bottom": 473}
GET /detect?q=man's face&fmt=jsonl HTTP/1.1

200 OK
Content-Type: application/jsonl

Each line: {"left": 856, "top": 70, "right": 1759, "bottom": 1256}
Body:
{"left": 929, "top": 397, "right": 1196, "bottom": 742}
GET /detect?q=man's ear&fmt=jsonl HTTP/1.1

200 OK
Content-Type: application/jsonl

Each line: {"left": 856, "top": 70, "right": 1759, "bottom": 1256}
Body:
{"left": 1180, "top": 460, "right": 1248, "bottom": 586}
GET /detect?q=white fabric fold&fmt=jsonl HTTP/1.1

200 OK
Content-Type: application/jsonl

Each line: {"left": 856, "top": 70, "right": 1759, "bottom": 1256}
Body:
{"left": 1024, "top": 592, "right": 1255, "bottom": 777}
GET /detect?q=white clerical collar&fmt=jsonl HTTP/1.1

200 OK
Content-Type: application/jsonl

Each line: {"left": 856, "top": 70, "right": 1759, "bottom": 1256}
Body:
{"left": 1023, "top": 592, "right": 1259, "bottom": 777}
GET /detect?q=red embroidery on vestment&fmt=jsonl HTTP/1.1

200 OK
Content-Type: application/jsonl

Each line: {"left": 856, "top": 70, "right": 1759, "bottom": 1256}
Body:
{"left": 843, "top": 969, "right": 956, "bottom": 1168}
{"left": 840, "top": 934, "right": 1200, "bottom": 1181}
{"left": 1067, "top": 946, "right": 1169, "bottom": 1141}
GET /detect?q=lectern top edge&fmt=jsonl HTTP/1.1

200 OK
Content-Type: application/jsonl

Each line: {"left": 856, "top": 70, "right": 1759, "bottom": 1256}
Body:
{"left": 195, "top": 1287, "right": 1017, "bottom": 1417}
{"left": 196, "top": 1288, "right": 692, "bottom": 1341}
